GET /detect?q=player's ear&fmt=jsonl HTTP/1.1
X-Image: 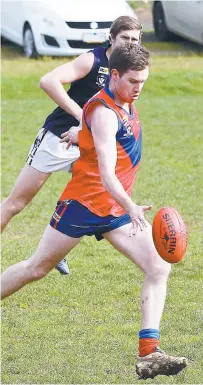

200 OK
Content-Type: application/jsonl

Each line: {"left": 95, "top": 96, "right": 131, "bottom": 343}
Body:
{"left": 138, "top": 31, "right": 143, "bottom": 44}
{"left": 111, "top": 68, "right": 119, "bottom": 80}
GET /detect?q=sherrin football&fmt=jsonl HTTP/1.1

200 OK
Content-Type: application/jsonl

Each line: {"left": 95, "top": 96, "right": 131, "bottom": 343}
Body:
{"left": 152, "top": 207, "right": 187, "bottom": 264}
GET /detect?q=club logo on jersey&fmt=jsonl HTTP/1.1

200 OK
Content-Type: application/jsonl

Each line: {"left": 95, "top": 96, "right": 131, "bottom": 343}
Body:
{"left": 98, "top": 66, "right": 109, "bottom": 75}
{"left": 122, "top": 115, "right": 133, "bottom": 137}
{"left": 96, "top": 74, "right": 107, "bottom": 87}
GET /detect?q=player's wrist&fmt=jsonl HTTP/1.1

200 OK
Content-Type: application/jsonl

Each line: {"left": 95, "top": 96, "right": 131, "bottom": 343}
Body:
{"left": 125, "top": 201, "right": 137, "bottom": 214}
{"left": 76, "top": 109, "right": 83, "bottom": 123}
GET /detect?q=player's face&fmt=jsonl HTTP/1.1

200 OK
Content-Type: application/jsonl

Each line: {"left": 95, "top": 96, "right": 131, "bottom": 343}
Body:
{"left": 111, "top": 67, "right": 149, "bottom": 104}
{"left": 111, "top": 29, "right": 140, "bottom": 49}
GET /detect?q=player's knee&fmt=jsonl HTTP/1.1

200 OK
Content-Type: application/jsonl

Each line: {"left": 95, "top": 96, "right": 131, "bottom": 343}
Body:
{"left": 26, "top": 260, "right": 49, "bottom": 281}
{"left": 30, "top": 266, "right": 48, "bottom": 281}
{"left": 147, "top": 259, "right": 171, "bottom": 283}
{"left": 144, "top": 247, "right": 171, "bottom": 281}
{"left": 5, "top": 196, "right": 28, "bottom": 216}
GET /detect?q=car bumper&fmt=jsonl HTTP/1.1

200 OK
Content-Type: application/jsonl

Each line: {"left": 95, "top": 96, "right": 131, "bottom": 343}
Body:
{"left": 35, "top": 29, "right": 109, "bottom": 56}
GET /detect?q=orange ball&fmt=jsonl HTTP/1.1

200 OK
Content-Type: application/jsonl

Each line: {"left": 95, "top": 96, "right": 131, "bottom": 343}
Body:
{"left": 152, "top": 207, "right": 187, "bottom": 263}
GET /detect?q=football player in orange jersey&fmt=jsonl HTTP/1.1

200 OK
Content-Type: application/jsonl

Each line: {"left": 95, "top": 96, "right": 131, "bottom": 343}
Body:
{"left": 1, "top": 44, "right": 187, "bottom": 379}
{"left": 1, "top": 16, "right": 142, "bottom": 276}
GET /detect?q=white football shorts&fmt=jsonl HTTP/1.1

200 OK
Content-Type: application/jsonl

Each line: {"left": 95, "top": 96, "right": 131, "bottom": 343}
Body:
{"left": 26, "top": 128, "right": 80, "bottom": 173}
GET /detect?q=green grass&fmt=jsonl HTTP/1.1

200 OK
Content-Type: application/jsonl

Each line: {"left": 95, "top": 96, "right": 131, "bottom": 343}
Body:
{"left": 1, "top": 49, "right": 203, "bottom": 384}
{"left": 128, "top": 0, "right": 150, "bottom": 11}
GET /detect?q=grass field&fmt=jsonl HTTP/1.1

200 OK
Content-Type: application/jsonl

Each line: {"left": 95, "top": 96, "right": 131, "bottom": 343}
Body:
{"left": 1, "top": 47, "right": 203, "bottom": 384}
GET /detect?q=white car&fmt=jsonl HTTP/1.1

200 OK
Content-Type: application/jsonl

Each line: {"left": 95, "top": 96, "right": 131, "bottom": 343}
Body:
{"left": 152, "top": 1, "right": 203, "bottom": 45}
{"left": 1, "top": 0, "right": 136, "bottom": 58}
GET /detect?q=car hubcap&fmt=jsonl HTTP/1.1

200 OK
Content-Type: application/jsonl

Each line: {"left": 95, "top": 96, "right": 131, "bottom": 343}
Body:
{"left": 24, "top": 29, "right": 34, "bottom": 57}
{"left": 155, "top": 6, "right": 164, "bottom": 34}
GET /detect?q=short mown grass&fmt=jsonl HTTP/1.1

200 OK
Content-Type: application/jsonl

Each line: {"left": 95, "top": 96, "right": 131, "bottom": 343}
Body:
{"left": 1, "top": 47, "right": 203, "bottom": 384}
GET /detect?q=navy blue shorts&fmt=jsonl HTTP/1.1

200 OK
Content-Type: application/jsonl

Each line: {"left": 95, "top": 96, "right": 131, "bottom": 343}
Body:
{"left": 50, "top": 200, "right": 131, "bottom": 241}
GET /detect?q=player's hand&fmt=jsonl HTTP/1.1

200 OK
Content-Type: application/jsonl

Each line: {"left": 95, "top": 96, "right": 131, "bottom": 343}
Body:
{"left": 60, "top": 126, "right": 80, "bottom": 149}
{"left": 128, "top": 203, "right": 152, "bottom": 236}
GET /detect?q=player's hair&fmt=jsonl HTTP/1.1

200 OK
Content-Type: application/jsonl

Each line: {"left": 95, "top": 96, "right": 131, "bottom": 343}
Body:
{"left": 109, "top": 16, "right": 143, "bottom": 43}
{"left": 109, "top": 43, "right": 150, "bottom": 77}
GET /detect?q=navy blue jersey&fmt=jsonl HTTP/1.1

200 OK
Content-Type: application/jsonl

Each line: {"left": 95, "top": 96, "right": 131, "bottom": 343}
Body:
{"left": 43, "top": 46, "right": 109, "bottom": 138}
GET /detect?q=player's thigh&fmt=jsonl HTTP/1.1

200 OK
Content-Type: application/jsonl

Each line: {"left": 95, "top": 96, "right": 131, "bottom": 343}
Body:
{"left": 9, "top": 164, "right": 50, "bottom": 204}
{"left": 28, "top": 225, "right": 81, "bottom": 272}
{"left": 103, "top": 221, "right": 169, "bottom": 274}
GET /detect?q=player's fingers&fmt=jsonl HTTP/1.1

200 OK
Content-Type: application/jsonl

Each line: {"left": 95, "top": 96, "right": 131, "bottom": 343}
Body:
{"left": 60, "top": 135, "right": 70, "bottom": 143}
{"left": 140, "top": 206, "right": 152, "bottom": 227}
{"left": 140, "top": 217, "right": 148, "bottom": 228}
{"left": 132, "top": 222, "right": 138, "bottom": 235}
{"left": 129, "top": 222, "right": 135, "bottom": 237}
{"left": 61, "top": 131, "right": 69, "bottom": 138}
{"left": 137, "top": 217, "right": 145, "bottom": 231}
{"left": 142, "top": 205, "right": 152, "bottom": 212}
{"left": 66, "top": 140, "right": 72, "bottom": 149}
{"left": 129, "top": 220, "right": 140, "bottom": 237}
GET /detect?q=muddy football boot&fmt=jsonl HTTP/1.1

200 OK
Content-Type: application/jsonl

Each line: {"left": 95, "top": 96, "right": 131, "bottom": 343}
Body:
{"left": 136, "top": 347, "right": 188, "bottom": 379}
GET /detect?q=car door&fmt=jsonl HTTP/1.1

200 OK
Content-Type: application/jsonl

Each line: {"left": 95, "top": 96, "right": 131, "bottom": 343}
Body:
{"left": 164, "top": 0, "right": 203, "bottom": 44}
{"left": 186, "top": 0, "right": 203, "bottom": 44}
{"left": 175, "top": 0, "right": 203, "bottom": 43}
{"left": 161, "top": 1, "right": 180, "bottom": 32}
{"left": 1, "top": 0, "right": 25, "bottom": 45}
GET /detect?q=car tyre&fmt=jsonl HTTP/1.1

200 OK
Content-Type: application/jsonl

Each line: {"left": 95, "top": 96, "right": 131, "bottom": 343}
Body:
{"left": 23, "top": 25, "right": 38, "bottom": 58}
{"left": 153, "top": 2, "right": 172, "bottom": 41}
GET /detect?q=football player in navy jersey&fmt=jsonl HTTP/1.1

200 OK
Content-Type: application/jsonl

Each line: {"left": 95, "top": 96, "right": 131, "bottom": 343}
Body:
{"left": 1, "top": 16, "right": 142, "bottom": 275}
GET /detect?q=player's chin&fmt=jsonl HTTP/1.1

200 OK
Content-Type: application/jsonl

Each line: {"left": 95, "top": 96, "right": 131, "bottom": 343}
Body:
{"left": 130, "top": 95, "right": 139, "bottom": 102}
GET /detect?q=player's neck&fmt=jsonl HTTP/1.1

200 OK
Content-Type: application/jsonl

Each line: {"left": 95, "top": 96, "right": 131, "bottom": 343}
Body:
{"left": 116, "top": 101, "right": 130, "bottom": 114}
{"left": 109, "top": 84, "right": 130, "bottom": 113}
{"left": 106, "top": 46, "right": 112, "bottom": 59}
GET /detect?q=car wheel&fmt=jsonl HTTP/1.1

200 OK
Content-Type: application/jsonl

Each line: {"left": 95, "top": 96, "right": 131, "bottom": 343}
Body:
{"left": 1, "top": 36, "right": 9, "bottom": 45}
{"left": 23, "top": 25, "right": 38, "bottom": 58}
{"left": 153, "top": 2, "right": 172, "bottom": 41}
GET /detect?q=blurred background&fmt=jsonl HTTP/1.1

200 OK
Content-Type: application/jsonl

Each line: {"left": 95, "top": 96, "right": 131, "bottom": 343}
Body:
{"left": 1, "top": 0, "right": 203, "bottom": 58}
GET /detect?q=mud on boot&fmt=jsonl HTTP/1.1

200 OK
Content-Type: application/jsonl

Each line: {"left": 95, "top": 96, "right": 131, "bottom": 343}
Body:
{"left": 136, "top": 348, "right": 188, "bottom": 379}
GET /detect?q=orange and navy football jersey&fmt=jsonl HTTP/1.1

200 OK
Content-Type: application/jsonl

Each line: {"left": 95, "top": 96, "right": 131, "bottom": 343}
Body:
{"left": 60, "top": 87, "right": 142, "bottom": 217}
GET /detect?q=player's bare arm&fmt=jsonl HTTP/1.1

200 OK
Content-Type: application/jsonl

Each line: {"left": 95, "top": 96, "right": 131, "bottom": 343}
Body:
{"left": 90, "top": 104, "right": 151, "bottom": 231}
{"left": 39, "top": 52, "right": 95, "bottom": 122}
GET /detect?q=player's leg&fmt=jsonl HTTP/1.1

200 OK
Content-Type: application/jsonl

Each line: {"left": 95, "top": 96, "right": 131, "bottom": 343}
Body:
{"left": 104, "top": 222, "right": 170, "bottom": 330}
{"left": 28, "top": 129, "right": 80, "bottom": 275}
{"left": 1, "top": 164, "right": 50, "bottom": 232}
{"left": 42, "top": 136, "right": 80, "bottom": 275}
{"left": 103, "top": 222, "right": 187, "bottom": 378}
{"left": 1, "top": 225, "right": 81, "bottom": 300}
{"left": 1, "top": 128, "right": 80, "bottom": 275}
{"left": 1, "top": 128, "right": 80, "bottom": 233}
{"left": 1, "top": 128, "right": 51, "bottom": 232}
{"left": 43, "top": 137, "right": 80, "bottom": 275}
